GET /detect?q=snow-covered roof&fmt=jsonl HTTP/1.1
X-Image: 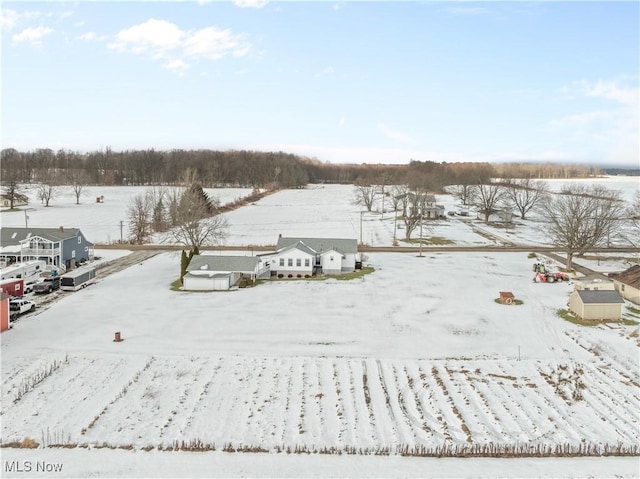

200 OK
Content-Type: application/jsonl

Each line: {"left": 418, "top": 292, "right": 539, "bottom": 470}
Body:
{"left": 186, "top": 255, "right": 260, "bottom": 273}
{"left": 1, "top": 227, "right": 93, "bottom": 246}
{"left": 276, "top": 237, "right": 357, "bottom": 255}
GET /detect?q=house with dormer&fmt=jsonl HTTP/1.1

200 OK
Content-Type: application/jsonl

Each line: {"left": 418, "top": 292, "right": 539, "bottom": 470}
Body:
{"left": 263, "top": 236, "right": 360, "bottom": 278}
{"left": 0, "top": 227, "right": 93, "bottom": 272}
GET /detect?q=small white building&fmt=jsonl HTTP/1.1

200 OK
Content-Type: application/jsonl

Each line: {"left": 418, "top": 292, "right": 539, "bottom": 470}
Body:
{"left": 573, "top": 277, "right": 615, "bottom": 292}
{"left": 568, "top": 290, "right": 625, "bottom": 322}
{"left": 265, "top": 237, "right": 360, "bottom": 278}
{"left": 183, "top": 255, "right": 267, "bottom": 291}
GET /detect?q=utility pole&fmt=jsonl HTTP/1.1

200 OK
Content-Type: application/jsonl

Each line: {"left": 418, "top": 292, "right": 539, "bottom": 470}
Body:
{"left": 120, "top": 220, "right": 124, "bottom": 244}
{"left": 359, "top": 211, "right": 363, "bottom": 245}
{"left": 418, "top": 215, "right": 423, "bottom": 257}
{"left": 24, "top": 210, "right": 29, "bottom": 228}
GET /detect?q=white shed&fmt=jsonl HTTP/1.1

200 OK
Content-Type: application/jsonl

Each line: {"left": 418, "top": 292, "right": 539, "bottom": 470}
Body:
{"left": 568, "top": 290, "right": 625, "bottom": 322}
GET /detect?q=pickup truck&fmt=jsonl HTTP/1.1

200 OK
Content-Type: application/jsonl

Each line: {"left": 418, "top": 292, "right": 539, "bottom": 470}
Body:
{"left": 33, "top": 277, "right": 61, "bottom": 294}
{"left": 9, "top": 298, "right": 36, "bottom": 315}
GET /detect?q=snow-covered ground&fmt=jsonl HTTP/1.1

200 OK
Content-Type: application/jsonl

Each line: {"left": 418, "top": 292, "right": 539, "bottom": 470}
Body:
{"left": 1, "top": 177, "right": 639, "bottom": 478}
{"left": 1, "top": 177, "right": 637, "bottom": 249}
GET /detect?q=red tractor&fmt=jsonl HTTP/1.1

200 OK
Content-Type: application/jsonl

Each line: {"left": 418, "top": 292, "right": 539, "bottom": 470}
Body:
{"left": 532, "top": 262, "right": 569, "bottom": 283}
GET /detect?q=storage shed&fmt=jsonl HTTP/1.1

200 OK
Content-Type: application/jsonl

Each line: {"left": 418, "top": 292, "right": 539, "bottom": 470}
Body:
{"left": 183, "top": 272, "right": 233, "bottom": 291}
{"left": 568, "top": 290, "right": 625, "bottom": 322}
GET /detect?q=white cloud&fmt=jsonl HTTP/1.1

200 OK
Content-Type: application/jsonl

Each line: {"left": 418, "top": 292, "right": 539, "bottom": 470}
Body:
{"left": 338, "top": 116, "right": 346, "bottom": 127}
{"left": 12, "top": 26, "right": 53, "bottom": 46}
{"left": 378, "top": 123, "right": 412, "bottom": 143}
{"left": 182, "top": 26, "right": 250, "bottom": 59}
{"left": 109, "top": 19, "right": 184, "bottom": 55}
{"left": 554, "top": 79, "right": 639, "bottom": 165}
{"left": 163, "top": 58, "right": 189, "bottom": 75}
{"left": 77, "top": 31, "right": 97, "bottom": 41}
{"left": 109, "top": 19, "right": 250, "bottom": 72}
{"left": 232, "top": 0, "right": 269, "bottom": 8}
{"left": 1, "top": 9, "right": 42, "bottom": 30}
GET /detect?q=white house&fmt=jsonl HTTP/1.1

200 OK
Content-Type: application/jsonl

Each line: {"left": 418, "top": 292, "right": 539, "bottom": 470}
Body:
{"left": 183, "top": 255, "right": 267, "bottom": 291}
{"left": 265, "top": 237, "right": 360, "bottom": 278}
{"left": 611, "top": 265, "right": 640, "bottom": 305}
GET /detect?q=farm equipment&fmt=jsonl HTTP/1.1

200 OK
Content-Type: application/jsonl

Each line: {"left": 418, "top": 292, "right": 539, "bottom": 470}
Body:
{"left": 532, "top": 262, "right": 569, "bottom": 283}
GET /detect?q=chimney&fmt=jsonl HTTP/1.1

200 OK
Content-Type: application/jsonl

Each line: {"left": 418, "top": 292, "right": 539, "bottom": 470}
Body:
{"left": 59, "top": 226, "right": 64, "bottom": 232}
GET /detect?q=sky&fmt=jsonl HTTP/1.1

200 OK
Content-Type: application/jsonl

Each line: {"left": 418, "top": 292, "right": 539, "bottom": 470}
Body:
{"left": 1, "top": 1, "right": 638, "bottom": 166}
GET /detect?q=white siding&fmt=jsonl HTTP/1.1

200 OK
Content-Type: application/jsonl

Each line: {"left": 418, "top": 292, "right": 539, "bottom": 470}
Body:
{"left": 270, "top": 249, "right": 314, "bottom": 277}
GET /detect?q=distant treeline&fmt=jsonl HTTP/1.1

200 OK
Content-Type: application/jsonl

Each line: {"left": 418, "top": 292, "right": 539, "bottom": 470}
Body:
{"left": 0, "top": 147, "right": 614, "bottom": 191}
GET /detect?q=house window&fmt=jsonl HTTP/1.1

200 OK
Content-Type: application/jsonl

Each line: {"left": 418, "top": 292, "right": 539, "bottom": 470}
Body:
{"left": 330, "top": 256, "right": 334, "bottom": 261}
{"left": 288, "top": 258, "right": 293, "bottom": 267}
{"left": 279, "top": 258, "right": 284, "bottom": 266}
{"left": 304, "top": 259, "right": 310, "bottom": 267}
{"left": 621, "top": 285, "right": 625, "bottom": 292}
{"left": 296, "top": 258, "right": 301, "bottom": 267}
{"left": 78, "top": 236, "right": 81, "bottom": 244}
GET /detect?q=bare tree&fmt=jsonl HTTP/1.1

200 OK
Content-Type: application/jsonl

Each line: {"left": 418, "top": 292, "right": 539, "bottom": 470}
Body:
{"left": 402, "top": 191, "right": 428, "bottom": 240}
{"left": 36, "top": 170, "right": 58, "bottom": 207}
{"left": 127, "top": 193, "right": 153, "bottom": 244}
{"left": 392, "top": 184, "right": 410, "bottom": 218}
{"left": 504, "top": 178, "right": 548, "bottom": 219}
{"left": 353, "top": 181, "right": 377, "bottom": 212}
{"left": 540, "top": 184, "right": 625, "bottom": 271}
{"left": 472, "top": 183, "right": 505, "bottom": 222}
{"left": 452, "top": 184, "right": 476, "bottom": 207}
{"left": 1, "top": 169, "right": 25, "bottom": 209}
{"left": 68, "top": 169, "right": 90, "bottom": 204}
{"left": 623, "top": 190, "right": 640, "bottom": 248}
{"left": 169, "top": 188, "right": 228, "bottom": 249}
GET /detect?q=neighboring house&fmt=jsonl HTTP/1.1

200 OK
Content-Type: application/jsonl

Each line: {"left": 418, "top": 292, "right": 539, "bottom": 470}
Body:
{"left": 183, "top": 255, "right": 268, "bottom": 291}
{"left": 611, "top": 265, "right": 640, "bottom": 305}
{"left": 265, "top": 237, "right": 359, "bottom": 277}
{"left": 395, "top": 192, "right": 444, "bottom": 219}
{"left": 1, "top": 292, "right": 10, "bottom": 333}
{"left": 0, "top": 227, "right": 94, "bottom": 271}
{"left": 573, "top": 277, "right": 615, "bottom": 292}
{"left": 568, "top": 290, "right": 625, "bottom": 322}
{"left": 0, "top": 193, "right": 28, "bottom": 208}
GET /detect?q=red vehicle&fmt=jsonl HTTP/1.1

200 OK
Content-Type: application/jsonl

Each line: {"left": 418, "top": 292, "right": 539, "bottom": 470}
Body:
{"left": 532, "top": 262, "right": 569, "bottom": 283}
{"left": 0, "top": 278, "right": 24, "bottom": 297}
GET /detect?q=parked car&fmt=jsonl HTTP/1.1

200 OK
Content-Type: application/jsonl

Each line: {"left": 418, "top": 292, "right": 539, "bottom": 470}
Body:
{"left": 9, "top": 298, "right": 36, "bottom": 315}
{"left": 447, "top": 211, "right": 456, "bottom": 216}
{"left": 33, "top": 277, "right": 61, "bottom": 294}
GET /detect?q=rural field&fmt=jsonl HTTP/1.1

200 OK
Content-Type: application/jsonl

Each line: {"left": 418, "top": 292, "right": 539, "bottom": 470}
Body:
{"left": 1, "top": 177, "right": 639, "bottom": 478}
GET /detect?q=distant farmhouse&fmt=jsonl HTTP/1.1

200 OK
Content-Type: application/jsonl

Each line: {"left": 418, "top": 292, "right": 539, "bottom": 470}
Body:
{"left": 0, "top": 193, "right": 28, "bottom": 208}
{"left": 395, "top": 192, "right": 445, "bottom": 219}
{"left": 611, "top": 265, "right": 640, "bottom": 304}
{"left": 0, "top": 227, "right": 94, "bottom": 272}
{"left": 264, "top": 236, "right": 360, "bottom": 278}
{"left": 183, "top": 255, "right": 268, "bottom": 291}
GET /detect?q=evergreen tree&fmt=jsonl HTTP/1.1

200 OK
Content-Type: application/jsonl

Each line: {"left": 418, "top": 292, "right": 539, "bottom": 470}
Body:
{"left": 180, "top": 250, "right": 189, "bottom": 283}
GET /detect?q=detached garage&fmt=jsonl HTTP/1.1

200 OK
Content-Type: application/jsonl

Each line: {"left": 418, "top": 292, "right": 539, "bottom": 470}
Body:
{"left": 568, "top": 290, "right": 625, "bottom": 322}
{"left": 183, "top": 272, "right": 233, "bottom": 291}
{"left": 183, "top": 255, "right": 267, "bottom": 292}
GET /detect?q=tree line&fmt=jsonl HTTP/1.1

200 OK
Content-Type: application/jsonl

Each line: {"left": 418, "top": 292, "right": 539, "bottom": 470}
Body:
{"left": 1, "top": 147, "right": 610, "bottom": 191}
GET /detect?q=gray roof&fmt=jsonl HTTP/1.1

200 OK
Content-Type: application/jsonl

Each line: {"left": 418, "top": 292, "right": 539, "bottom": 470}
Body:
{"left": 276, "top": 237, "right": 358, "bottom": 254}
{"left": 576, "top": 290, "right": 625, "bottom": 304}
{"left": 1, "top": 227, "right": 92, "bottom": 246}
{"left": 186, "top": 255, "right": 260, "bottom": 273}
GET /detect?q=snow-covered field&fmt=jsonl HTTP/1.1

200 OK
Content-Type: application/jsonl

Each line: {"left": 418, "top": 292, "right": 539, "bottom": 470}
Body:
{"left": 1, "top": 176, "right": 638, "bottom": 249}
{"left": 1, "top": 177, "right": 639, "bottom": 478}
